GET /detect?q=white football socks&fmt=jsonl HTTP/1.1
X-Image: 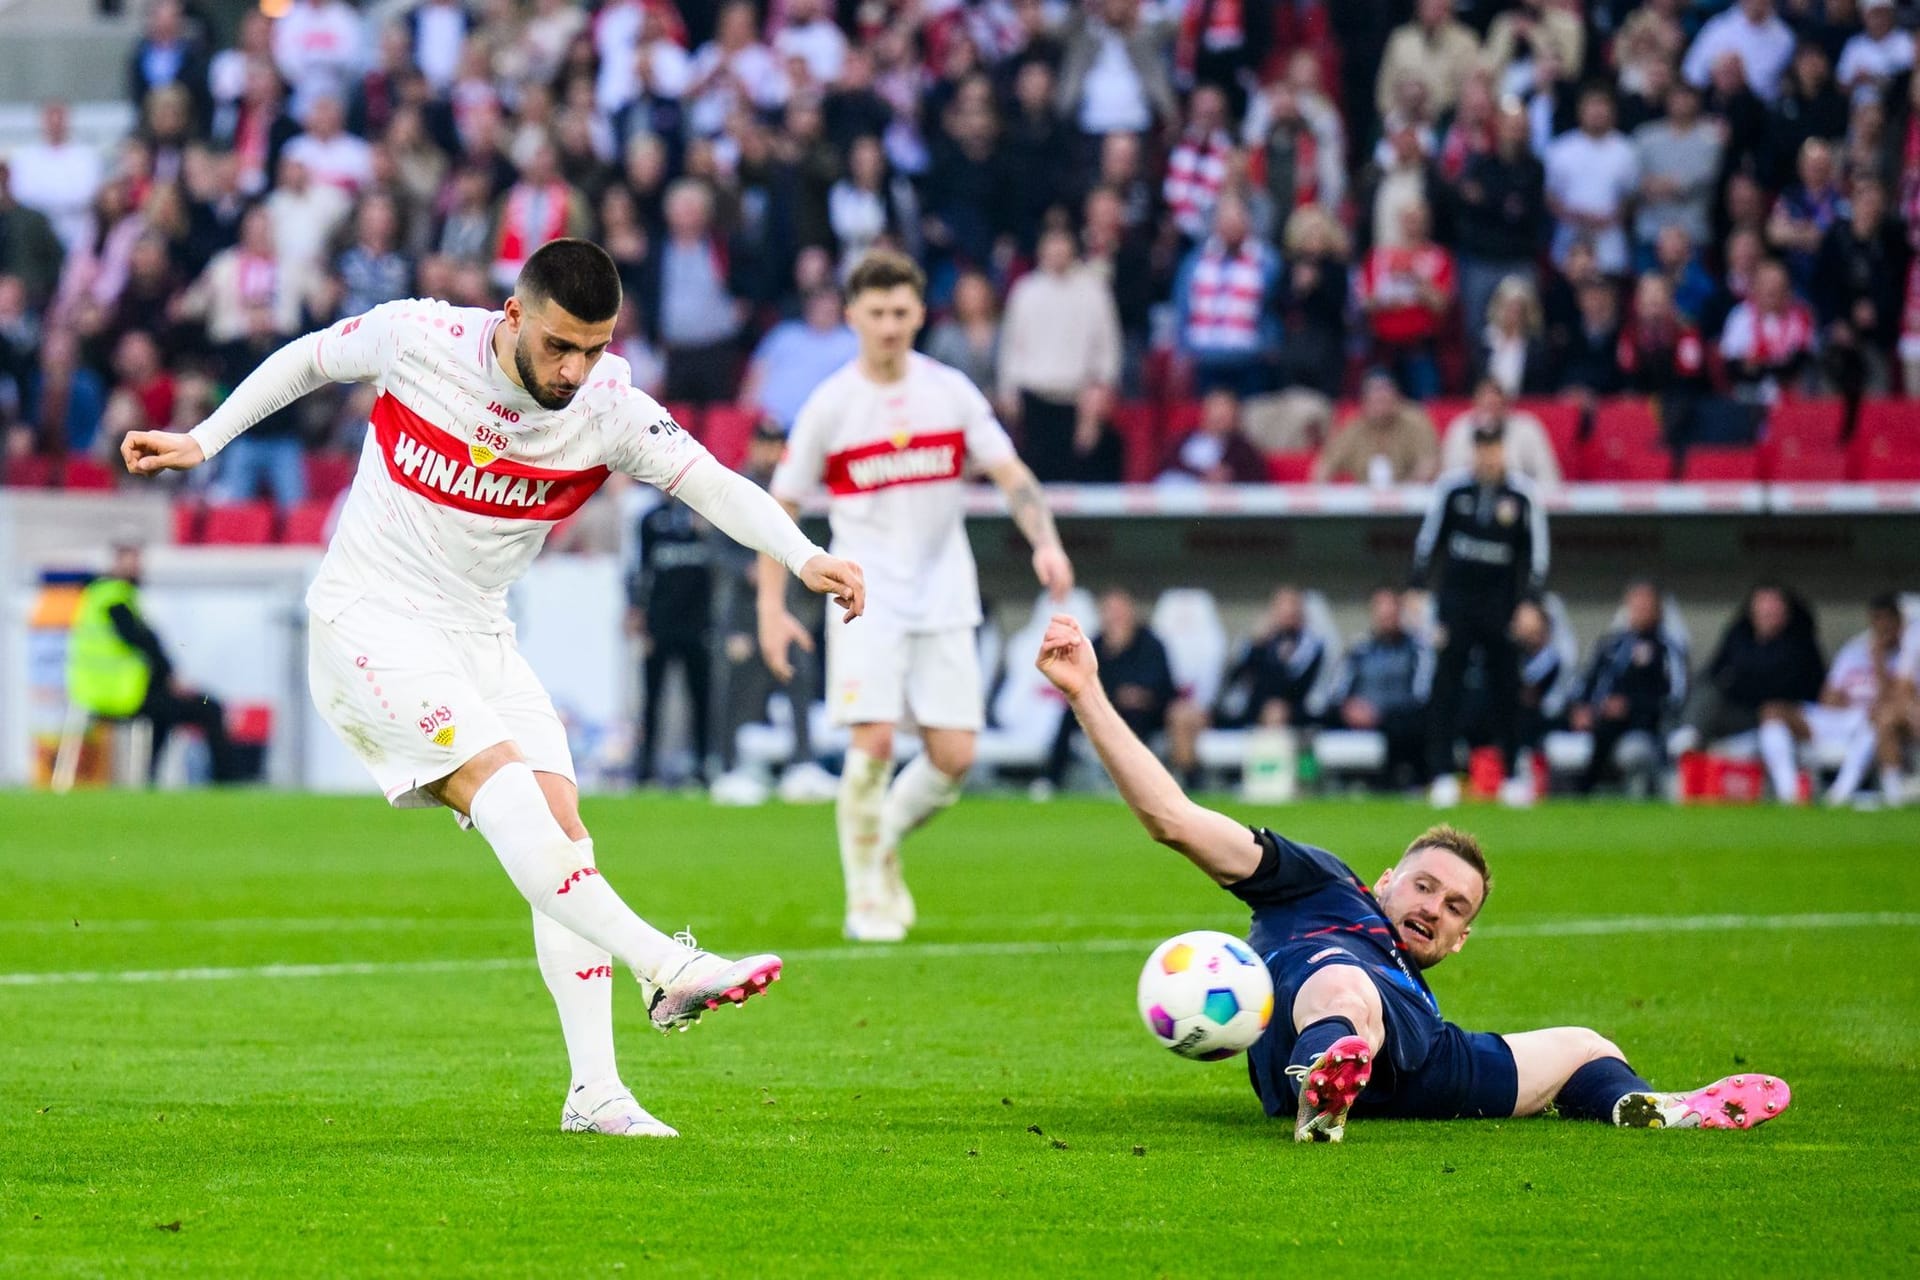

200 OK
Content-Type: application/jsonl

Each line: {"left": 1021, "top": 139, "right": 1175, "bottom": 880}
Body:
{"left": 880, "top": 754, "right": 964, "bottom": 851}
{"left": 837, "top": 747, "right": 891, "bottom": 908}
{"left": 469, "top": 762, "right": 684, "bottom": 979}
{"left": 1826, "top": 727, "right": 1877, "bottom": 804}
{"left": 1756, "top": 721, "right": 1801, "bottom": 803}
{"left": 535, "top": 837, "right": 620, "bottom": 1093}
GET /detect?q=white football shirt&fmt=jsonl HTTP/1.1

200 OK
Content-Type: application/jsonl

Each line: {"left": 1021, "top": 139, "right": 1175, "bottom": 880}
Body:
{"left": 1823, "top": 632, "right": 1892, "bottom": 711}
{"left": 302, "top": 298, "right": 713, "bottom": 633}
{"left": 771, "top": 352, "right": 1017, "bottom": 632}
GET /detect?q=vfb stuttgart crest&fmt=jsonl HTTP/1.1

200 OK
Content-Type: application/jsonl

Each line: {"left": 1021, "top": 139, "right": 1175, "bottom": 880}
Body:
{"left": 470, "top": 423, "right": 510, "bottom": 467}
{"left": 418, "top": 705, "right": 456, "bottom": 748}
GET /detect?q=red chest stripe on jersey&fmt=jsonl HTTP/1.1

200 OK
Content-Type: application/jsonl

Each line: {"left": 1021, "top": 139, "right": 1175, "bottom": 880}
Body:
{"left": 371, "top": 392, "right": 609, "bottom": 521}
{"left": 823, "top": 430, "right": 966, "bottom": 496}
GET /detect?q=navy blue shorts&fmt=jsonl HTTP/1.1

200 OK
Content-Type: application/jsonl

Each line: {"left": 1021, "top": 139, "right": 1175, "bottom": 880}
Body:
{"left": 1248, "top": 940, "right": 1518, "bottom": 1121}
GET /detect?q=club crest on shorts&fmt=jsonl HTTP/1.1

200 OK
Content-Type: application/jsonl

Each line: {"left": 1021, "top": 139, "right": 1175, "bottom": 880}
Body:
{"left": 418, "top": 704, "right": 456, "bottom": 746}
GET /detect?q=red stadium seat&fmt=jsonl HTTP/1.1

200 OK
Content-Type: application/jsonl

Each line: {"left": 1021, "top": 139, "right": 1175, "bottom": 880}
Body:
{"left": 1591, "top": 397, "right": 1663, "bottom": 445}
{"left": 1110, "top": 401, "right": 1161, "bottom": 483}
{"left": 1164, "top": 398, "right": 1203, "bottom": 439}
{"left": 1264, "top": 451, "right": 1316, "bottom": 483}
{"left": 59, "top": 457, "right": 117, "bottom": 490}
{"left": 172, "top": 502, "right": 203, "bottom": 544}
{"left": 700, "top": 404, "right": 758, "bottom": 469}
{"left": 1762, "top": 435, "right": 1848, "bottom": 481}
{"left": 201, "top": 501, "right": 277, "bottom": 545}
{"left": 1680, "top": 447, "right": 1760, "bottom": 482}
{"left": 306, "top": 451, "right": 358, "bottom": 500}
{"left": 1849, "top": 400, "right": 1920, "bottom": 479}
{"left": 282, "top": 499, "right": 334, "bottom": 545}
{"left": 1422, "top": 398, "right": 1472, "bottom": 434}
{"left": 1578, "top": 434, "right": 1671, "bottom": 482}
{"left": 1517, "top": 400, "right": 1582, "bottom": 471}
{"left": 1766, "top": 398, "right": 1843, "bottom": 446}
{"left": 2, "top": 455, "right": 56, "bottom": 487}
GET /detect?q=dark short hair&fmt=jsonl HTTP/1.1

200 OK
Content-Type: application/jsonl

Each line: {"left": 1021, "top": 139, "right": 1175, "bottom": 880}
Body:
{"left": 516, "top": 238, "right": 622, "bottom": 323}
{"left": 1402, "top": 824, "right": 1491, "bottom": 909}
{"left": 844, "top": 248, "right": 926, "bottom": 301}
{"left": 1868, "top": 592, "right": 1901, "bottom": 616}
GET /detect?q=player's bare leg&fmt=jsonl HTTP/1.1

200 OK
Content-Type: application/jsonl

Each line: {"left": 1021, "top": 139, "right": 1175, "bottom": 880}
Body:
{"left": 1503, "top": 1026, "right": 1791, "bottom": 1129}
{"left": 1285, "top": 965, "right": 1384, "bottom": 1142}
{"left": 839, "top": 722, "right": 901, "bottom": 941}
{"left": 873, "top": 727, "right": 972, "bottom": 931}
{"left": 433, "top": 743, "right": 783, "bottom": 1031}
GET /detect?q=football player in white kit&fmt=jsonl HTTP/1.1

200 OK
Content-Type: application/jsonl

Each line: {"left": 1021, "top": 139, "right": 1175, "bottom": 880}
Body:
{"left": 1760, "top": 594, "right": 1914, "bottom": 806}
{"left": 756, "top": 250, "right": 1074, "bottom": 942}
{"left": 119, "top": 240, "right": 866, "bottom": 1137}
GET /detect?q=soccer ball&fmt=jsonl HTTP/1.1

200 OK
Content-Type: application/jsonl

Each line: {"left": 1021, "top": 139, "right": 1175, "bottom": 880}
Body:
{"left": 1137, "top": 930, "right": 1275, "bottom": 1061}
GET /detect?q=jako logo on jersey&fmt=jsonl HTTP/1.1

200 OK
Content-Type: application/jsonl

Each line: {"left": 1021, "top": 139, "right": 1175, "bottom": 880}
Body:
{"left": 372, "top": 393, "right": 610, "bottom": 520}
{"left": 485, "top": 402, "right": 521, "bottom": 424}
{"left": 824, "top": 430, "right": 967, "bottom": 495}
{"left": 574, "top": 964, "right": 614, "bottom": 980}
{"left": 555, "top": 867, "right": 601, "bottom": 896}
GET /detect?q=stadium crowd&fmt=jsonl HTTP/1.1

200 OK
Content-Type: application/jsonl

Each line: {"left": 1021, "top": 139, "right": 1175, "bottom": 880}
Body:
{"left": 3, "top": 0, "right": 1920, "bottom": 501}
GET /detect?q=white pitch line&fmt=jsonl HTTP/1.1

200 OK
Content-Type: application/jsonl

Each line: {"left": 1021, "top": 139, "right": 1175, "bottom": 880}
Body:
{"left": 0, "top": 911, "right": 1908, "bottom": 989}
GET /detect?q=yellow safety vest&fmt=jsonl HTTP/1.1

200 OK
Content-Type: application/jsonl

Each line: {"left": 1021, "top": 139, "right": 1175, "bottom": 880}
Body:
{"left": 66, "top": 578, "right": 152, "bottom": 718}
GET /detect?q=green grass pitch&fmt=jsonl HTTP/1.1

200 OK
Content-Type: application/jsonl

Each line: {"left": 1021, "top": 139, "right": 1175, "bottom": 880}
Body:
{"left": 1, "top": 791, "right": 1917, "bottom": 1276}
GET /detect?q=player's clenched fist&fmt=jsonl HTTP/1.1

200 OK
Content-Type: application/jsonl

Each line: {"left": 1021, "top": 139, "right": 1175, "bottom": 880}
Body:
{"left": 1036, "top": 613, "right": 1099, "bottom": 700}
{"left": 121, "top": 430, "right": 207, "bottom": 476}
{"left": 799, "top": 553, "right": 865, "bottom": 620}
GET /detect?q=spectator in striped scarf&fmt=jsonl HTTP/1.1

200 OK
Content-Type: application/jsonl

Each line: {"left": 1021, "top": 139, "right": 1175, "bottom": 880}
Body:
{"left": 1171, "top": 192, "right": 1281, "bottom": 396}
{"left": 1720, "top": 258, "right": 1817, "bottom": 401}
{"left": 1163, "top": 83, "right": 1236, "bottom": 245}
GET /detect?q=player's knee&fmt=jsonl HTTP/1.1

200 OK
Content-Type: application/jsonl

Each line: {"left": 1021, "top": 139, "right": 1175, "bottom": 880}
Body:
{"left": 1573, "top": 1028, "right": 1625, "bottom": 1066}
{"left": 1296, "top": 969, "right": 1381, "bottom": 1036}
{"left": 926, "top": 740, "right": 975, "bottom": 778}
{"left": 850, "top": 723, "right": 895, "bottom": 761}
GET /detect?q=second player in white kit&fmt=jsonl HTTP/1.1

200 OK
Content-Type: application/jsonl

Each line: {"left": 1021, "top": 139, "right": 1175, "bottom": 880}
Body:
{"left": 121, "top": 240, "right": 867, "bottom": 1137}
{"left": 758, "top": 251, "right": 1074, "bottom": 942}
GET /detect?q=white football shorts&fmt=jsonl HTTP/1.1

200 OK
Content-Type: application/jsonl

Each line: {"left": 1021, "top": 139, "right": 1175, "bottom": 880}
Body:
{"left": 309, "top": 602, "right": 575, "bottom": 807}
{"left": 1800, "top": 703, "right": 1868, "bottom": 751}
{"left": 825, "top": 612, "right": 983, "bottom": 731}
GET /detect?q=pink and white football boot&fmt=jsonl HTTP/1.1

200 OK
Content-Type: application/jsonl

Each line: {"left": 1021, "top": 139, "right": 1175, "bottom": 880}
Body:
{"left": 1613, "top": 1074, "right": 1792, "bottom": 1130}
{"left": 642, "top": 931, "right": 783, "bottom": 1032}
{"left": 1287, "top": 1034, "right": 1375, "bottom": 1142}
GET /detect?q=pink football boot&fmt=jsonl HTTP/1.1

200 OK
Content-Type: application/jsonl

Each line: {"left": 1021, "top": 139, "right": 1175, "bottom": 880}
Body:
{"left": 1287, "top": 1034, "right": 1375, "bottom": 1142}
{"left": 1613, "top": 1074, "right": 1792, "bottom": 1130}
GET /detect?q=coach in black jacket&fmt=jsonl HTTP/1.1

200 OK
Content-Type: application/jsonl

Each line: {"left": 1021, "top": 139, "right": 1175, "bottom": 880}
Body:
{"left": 1411, "top": 421, "right": 1549, "bottom": 798}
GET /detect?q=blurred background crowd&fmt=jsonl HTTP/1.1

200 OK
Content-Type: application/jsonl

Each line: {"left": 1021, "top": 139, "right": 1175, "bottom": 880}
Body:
{"left": 2, "top": 0, "right": 1919, "bottom": 504}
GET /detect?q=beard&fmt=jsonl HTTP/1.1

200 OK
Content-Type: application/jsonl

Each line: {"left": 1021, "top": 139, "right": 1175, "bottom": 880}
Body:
{"left": 513, "top": 337, "right": 578, "bottom": 410}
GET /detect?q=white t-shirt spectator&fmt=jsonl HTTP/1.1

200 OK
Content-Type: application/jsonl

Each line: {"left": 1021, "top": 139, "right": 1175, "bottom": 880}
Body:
{"left": 5, "top": 137, "right": 103, "bottom": 254}
{"left": 265, "top": 180, "right": 352, "bottom": 280}
{"left": 1079, "top": 28, "right": 1152, "bottom": 134}
{"left": 686, "top": 41, "right": 789, "bottom": 137}
{"left": 1546, "top": 128, "right": 1639, "bottom": 275}
{"left": 774, "top": 18, "right": 848, "bottom": 86}
{"left": 283, "top": 130, "right": 375, "bottom": 195}
{"left": 1681, "top": 7, "right": 1796, "bottom": 103}
{"left": 411, "top": 0, "right": 468, "bottom": 91}
{"left": 593, "top": 2, "right": 692, "bottom": 114}
{"left": 1837, "top": 26, "right": 1915, "bottom": 105}
{"left": 272, "top": 0, "right": 367, "bottom": 118}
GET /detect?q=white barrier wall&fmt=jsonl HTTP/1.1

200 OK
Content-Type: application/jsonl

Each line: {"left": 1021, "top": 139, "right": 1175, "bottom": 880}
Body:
{"left": 0, "top": 533, "right": 634, "bottom": 792}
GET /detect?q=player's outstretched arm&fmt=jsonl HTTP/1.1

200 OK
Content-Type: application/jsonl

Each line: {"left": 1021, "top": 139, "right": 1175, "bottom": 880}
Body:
{"left": 673, "top": 461, "right": 864, "bottom": 617}
{"left": 124, "top": 310, "right": 393, "bottom": 478}
{"left": 1036, "top": 614, "right": 1263, "bottom": 884}
{"left": 985, "top": 457, "right": 1074, "bottom": 601}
